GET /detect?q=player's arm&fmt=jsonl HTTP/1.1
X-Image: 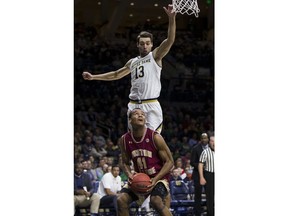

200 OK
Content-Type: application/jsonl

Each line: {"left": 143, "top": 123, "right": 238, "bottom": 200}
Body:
{"left": 153, "top": 4, "right": 176, "bottom": 63}
{"left": 152, "top": 133, "right": 174, "bottom": 183}
{"left": 82, "top": 59, "right": 132, "bottom": 81}
{"left": 118, "top": 136, "right": 134, "bottom": 180}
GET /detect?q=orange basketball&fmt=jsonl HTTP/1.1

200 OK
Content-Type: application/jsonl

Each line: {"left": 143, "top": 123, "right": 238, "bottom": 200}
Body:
{"left": 130, "top": 173, "right": 151, "bottom": 194}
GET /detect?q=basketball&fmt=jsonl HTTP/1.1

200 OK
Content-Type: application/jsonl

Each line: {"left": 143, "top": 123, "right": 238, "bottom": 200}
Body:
{"left": 129, "top": 173, "right": 151, "bottom": 194}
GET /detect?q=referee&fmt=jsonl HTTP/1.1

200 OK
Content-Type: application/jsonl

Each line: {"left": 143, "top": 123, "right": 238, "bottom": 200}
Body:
{"left": 199, "top": 135, "right": 215, "bottom": 216}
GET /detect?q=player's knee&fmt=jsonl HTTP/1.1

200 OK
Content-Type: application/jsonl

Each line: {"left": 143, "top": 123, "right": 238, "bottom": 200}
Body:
{"left": 150, "top": 195, "right": 164, "bottom": 210}
{"left": 117, "top": 195, "right": 125, "bottom": 207}
{"left": 117, "top": 197, "right": 131, "bottom": 213}
{"left": 117, "top": 194, "right": 129, "bottom": 208}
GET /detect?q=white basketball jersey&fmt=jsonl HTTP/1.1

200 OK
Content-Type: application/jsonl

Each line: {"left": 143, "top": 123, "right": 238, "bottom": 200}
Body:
{"left": 129, "top": 52, "right": 162, "bottom": 100}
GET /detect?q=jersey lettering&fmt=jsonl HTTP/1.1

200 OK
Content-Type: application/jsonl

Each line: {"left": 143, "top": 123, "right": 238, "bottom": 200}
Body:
{"left": 131, "top": 149, "right": 152, "bottom": 158}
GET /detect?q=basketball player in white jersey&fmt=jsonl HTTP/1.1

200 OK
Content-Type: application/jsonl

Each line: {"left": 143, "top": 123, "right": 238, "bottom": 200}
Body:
{"left": 82, "top": 4, "right": 176, "bottom": 133}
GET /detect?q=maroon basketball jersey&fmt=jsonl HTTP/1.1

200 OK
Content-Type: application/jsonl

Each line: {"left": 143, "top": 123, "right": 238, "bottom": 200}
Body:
{"left": 123, "top": 128, "right": 169, "bottom": 180}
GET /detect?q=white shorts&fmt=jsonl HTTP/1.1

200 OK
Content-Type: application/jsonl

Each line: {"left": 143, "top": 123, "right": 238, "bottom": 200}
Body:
{"left": 127, "top": 100, "right": 163, "bottom": 133}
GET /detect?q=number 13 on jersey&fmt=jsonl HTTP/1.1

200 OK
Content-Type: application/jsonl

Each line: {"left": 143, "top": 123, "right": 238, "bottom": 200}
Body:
{"left": 135, "top": 66, "right": 144, "bottom": 79}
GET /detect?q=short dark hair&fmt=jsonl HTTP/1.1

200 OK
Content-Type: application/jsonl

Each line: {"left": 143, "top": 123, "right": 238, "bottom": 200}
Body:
{"left": 112, "top": 164, "right": 120, "bottom": 170}
{"left": 137, "top": 31, "right": 153, "bottom": 44}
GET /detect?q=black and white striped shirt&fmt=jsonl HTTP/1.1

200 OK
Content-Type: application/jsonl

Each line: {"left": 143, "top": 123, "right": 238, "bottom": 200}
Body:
{"left": 199, "top": 147, "right": 214, "bottom": 173}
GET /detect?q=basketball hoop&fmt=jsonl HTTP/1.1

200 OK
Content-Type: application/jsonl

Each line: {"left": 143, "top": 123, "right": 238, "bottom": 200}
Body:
{"left": 172, "top": 0, "right": 200, "bottom": 17}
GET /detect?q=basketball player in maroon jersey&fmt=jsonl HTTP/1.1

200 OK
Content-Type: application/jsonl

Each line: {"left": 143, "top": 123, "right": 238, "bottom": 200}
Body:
{"left": 117, "top": 108, "right": 174, "bottom": 216}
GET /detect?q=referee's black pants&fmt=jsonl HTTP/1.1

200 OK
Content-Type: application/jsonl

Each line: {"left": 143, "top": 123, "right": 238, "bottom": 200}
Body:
{"left": 204, "top": 171, "right": 214, "bottom": 216}
{"left": 193, "top": 171, "right": 203, "bottom": 216}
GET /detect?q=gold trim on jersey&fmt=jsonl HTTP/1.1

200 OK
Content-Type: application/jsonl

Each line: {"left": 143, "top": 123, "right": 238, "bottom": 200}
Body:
{"left": 129, "top": 99, "right": 158, "bottom": 104}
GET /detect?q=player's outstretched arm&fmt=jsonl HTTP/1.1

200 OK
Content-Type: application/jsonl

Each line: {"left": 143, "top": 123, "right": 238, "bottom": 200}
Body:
{"left": 153, "top": 4, "right": 176, "bottom": 62}
{"left": 82, "top": 59, "right": 132, "bottom": 81}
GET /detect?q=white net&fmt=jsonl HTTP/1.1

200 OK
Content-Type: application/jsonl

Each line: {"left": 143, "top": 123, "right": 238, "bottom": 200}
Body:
{"left": 172, "top": 0, "right": 200, "bottom": 17}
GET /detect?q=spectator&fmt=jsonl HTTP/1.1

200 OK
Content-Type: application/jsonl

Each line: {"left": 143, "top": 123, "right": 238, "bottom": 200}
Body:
{"left": 169, "top": 168, "right": 182, "bottom": 182}
{"left": 95, "top": 159, "right": 107, "bottom": 180}
{"left": 175, "top": 157, "right": 186, "bottom": 180}
{"left": 88, "top": 156, "right": 98, "bottom": 182}
{"left": 183, "top": 166, "right": 193, "bottom": 183}
{"left": 96, "top": 165, "right": 122, "bottom": 213}
{"left": 85, "top": 160, "right": 98, "bottom": 182}
{"left": 82, "top": 135, "right": 97, "bottom": 159}
{"left": 88, "top": 155, "right": 97, "bottom": 168}
{"left": 94, "top": 141, "right": 107, "bottom": 158}
{"left": 74, "top": 162, "right": 100, "bottom": 216}
{"left": 93, "top": 128, "right": 106, "bottom": 148}
{"left": 74, "top": 131, "right": 83, "bottom": 145}
{"left": 105, "top": 138, "right": 120, "bottom": 158}
{"left": 106, "top": 165, "right": 112, "bottom": 173}
{"left": 106, "top": 157, "right": 114, "bottom": 167}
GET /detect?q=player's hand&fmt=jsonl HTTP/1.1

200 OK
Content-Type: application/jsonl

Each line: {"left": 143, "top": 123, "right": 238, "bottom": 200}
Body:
{"left": 146, "top": 178, "right": 156, "bottom": 193}
{"left": 128, "top": 172, "right": 136, "bottom": 186}
{"left": 82, "top": 71, "right": 93, "bottom": 80}
{"left": 163, "top": 4, "right": 176, "bottom": 16}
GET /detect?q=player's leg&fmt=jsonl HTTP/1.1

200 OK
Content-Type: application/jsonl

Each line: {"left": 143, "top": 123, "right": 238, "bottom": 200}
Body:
{"left": 163, "top": 192, "right": 171, "bottom": 209}
{"left": 144, "top": 101, "right": 163, "bottom": 133}
{"left": 117, "top": 188, "right": 138, "bottom": 216}
{"left": 150, "top": 182, "right": 172, "bottom": 216}
{"left": 128, "top": 101, "right": 163, "bottom": 133}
